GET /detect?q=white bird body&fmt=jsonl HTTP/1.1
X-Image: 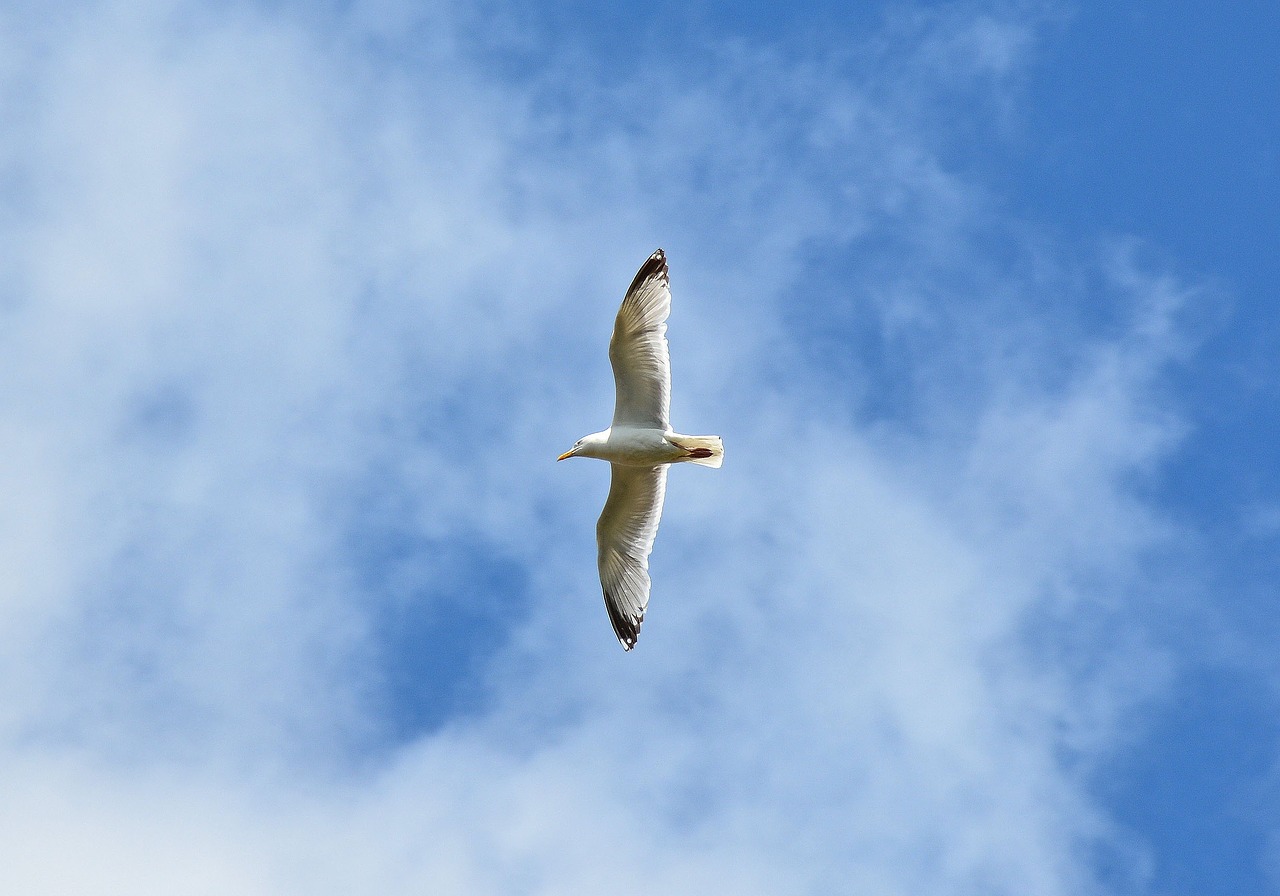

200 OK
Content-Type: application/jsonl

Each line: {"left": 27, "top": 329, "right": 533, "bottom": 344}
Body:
{"left": 559, "top": 249, "right": 723, "bottom": 650}
{"left": 569, "top": 426, "right": 722, "bottom": 467}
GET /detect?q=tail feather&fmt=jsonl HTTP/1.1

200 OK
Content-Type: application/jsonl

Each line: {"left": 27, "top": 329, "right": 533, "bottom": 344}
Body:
{"left": 671, "top": 434, "right": 724, "bottom": 468}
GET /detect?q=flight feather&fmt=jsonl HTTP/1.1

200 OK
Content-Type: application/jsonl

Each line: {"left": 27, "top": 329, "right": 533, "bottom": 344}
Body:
{"left": 596, "top": 464, "right": 668, "bottom": 650}
{"left": 609, "top": 249, "right": 671, "bottom": 429}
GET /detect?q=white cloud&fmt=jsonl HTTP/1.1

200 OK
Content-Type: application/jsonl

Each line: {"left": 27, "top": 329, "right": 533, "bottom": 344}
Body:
{"left": 0, "top": 1, "right": 1201, "bottom": 892}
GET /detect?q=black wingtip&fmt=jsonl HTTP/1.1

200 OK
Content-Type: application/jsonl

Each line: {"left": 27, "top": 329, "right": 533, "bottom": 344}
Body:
{"left": 605, "top": 594, "right": 643, "bottom": 651}
{"left": 624, "top": 248, "right": 668, "bottom": 298}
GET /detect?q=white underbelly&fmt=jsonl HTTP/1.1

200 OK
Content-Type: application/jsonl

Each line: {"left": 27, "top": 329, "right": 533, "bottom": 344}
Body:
{"left": 600, "top": 427, "right": 681, "bottom": 466}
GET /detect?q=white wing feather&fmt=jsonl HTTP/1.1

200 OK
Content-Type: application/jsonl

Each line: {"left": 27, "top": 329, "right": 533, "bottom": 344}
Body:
{"left": 596, "top": 464, "right": 668, "bottom": 650}
{"left": 609, "top": 249, "right": 671, "bottom": 429}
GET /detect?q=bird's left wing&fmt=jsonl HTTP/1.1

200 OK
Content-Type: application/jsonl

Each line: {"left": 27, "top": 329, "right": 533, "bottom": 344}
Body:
{"left": 596, "top": 463, "right": 668, "bottom": 650}
{"left": 609, "top": 249, "right": 671, "bottom": 429}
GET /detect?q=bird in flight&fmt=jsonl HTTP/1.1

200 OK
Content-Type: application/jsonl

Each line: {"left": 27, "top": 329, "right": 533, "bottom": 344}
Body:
{"left": 558, "top": 249, "right": 723, "bottom": 650}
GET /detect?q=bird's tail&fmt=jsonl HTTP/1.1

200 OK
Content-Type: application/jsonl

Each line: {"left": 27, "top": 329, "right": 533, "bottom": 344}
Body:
{"left": 670, "top": 434, "right": 724, "bottom": 468}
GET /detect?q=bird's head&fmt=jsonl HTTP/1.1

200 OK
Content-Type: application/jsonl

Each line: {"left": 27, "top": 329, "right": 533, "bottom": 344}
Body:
{"left": 557, "top": 430, "right": 609, "bottom": 461}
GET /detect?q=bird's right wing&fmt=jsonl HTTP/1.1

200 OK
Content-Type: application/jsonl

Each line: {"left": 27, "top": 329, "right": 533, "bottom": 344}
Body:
{"left": 596, "top": 463, "right": 668, "bottom": 650}
{"left": 609, "top": 249, "right": 671, "bottom": 430}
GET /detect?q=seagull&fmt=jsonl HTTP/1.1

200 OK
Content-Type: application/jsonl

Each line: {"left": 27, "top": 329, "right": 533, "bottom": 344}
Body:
{"left": 558, "top": 249, "right": 723, "bottom": 650}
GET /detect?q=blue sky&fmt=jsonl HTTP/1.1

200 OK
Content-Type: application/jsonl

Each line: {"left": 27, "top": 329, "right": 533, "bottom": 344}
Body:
{"left": 0, "top": 0, "right": 1277, "bottom": 892}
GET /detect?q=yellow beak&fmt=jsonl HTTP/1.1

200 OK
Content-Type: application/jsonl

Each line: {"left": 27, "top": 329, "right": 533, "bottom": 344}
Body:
{"left": 557, "top": 448, "right": 576, "bottom": 461}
